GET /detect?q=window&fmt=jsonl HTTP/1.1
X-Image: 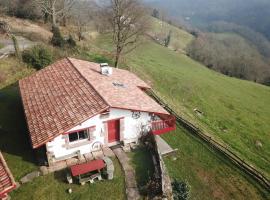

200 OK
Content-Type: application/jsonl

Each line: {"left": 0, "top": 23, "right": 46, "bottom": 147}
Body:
{"left": 68, "top": 129, "right": 89, "bottom": 143}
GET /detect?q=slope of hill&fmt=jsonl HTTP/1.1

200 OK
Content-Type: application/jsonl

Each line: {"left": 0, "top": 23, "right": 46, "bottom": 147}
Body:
{"left": 92, "top": 18, "right": 270, "bottom": 198}
{"left": 126, "top": 38, "right": 270, "bottom": 177}
{"left": 149, "top": 18, "right": 194, "bottom": 51}
{"left": 0, "top": 15, "right": 269, "bottom": 199}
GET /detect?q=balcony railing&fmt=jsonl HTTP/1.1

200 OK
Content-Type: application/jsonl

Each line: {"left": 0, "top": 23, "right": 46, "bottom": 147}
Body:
{"left": 151, "top": 116, "right": 176, "bottom": 135}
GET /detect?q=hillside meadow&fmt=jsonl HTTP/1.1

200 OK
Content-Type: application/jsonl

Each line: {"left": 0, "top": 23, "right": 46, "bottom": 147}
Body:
{"left": 91, "top": 24, "right": 270, "bottom": 198}
{"left": 0, "top": 16, "right": 269, "bottom": 199}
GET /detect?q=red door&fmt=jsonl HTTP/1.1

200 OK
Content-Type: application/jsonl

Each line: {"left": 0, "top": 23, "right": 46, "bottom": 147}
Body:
{"left": 108, "top": 120, "right": 120, "bottom": 143}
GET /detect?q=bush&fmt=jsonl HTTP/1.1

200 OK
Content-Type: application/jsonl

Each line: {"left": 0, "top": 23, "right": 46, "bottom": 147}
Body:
{"left": 51, "top": 26, "right": 65, "bottom": 47}
{"left": 22, "top": 45, "right": 53, "bottom": 70}
{"left": 172, "top": 179, "right": 190, "bottom": 200}
{"left": 67, "top": 35, "right": 76, "bottom": 48}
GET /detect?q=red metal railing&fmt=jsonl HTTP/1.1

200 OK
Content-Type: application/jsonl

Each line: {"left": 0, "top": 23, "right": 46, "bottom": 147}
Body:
{"left": 151, "top": 116, "right": 176, "bottom": 135}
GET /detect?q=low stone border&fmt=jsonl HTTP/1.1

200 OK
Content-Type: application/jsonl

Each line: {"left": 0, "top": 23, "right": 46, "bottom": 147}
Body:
{"left": 112, "top": 147, "right": 140, "bottom": 200}
{"left": 142, "top": 134, "right": 173, "bottom": 199}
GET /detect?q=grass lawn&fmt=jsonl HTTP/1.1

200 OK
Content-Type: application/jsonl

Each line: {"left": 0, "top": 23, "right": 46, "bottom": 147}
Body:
{"left": 129, "top": 147, "right": 155, "bottom": 196}
{"left": 126, "top": 39, "right": 270, "bottom": 178}
{"left": 0, "top": 57, "right": 34, "bottom": 90}
{"left": 11, "top": 159, "right": 125, "bottom": 200}
{"left": 90, "top": 28, "right": 270, "bottom": 198}
{"left": 0, "top": 83, "right": 125, "bottom": 199}
{"left": 162, "top": 126, "right": 269, "bottom": 200}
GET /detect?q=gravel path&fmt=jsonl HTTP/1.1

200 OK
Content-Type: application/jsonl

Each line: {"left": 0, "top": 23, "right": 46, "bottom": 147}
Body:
{"left": 0, "top": 36, "right": 36, "bottom": 59}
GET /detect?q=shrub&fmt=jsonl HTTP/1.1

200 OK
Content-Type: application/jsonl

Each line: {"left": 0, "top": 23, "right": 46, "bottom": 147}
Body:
{"left": 51, "top": 26, "right": 65, "bottom": 47}
{"left": 22, "top": 45, "right": 53, "bottom": 70}
{"left": 67, "top": 35, "right": 76, "bottom": 48}
{"left": 172, "top": 179, "right": 191, "bottom": 200}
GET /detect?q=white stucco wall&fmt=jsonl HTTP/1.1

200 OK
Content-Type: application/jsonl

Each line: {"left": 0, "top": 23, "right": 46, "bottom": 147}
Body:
{"left": 46, "top": 108, "right": 155, "bottom": 160}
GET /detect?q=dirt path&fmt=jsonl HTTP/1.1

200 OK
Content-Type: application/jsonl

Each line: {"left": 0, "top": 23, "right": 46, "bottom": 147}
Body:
{"left": 0, "top": 36, "right": 36, "bottom": 58}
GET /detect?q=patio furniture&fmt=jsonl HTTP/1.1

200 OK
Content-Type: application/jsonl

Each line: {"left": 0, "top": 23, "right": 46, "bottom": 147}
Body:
{"left": 69, "top": 159, "right": 105, "bottom": 185}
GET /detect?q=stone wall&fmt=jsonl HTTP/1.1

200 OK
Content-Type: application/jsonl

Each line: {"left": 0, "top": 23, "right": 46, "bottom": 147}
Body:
{"left": 144, "top": 134, "right": 173, "bottom": 199}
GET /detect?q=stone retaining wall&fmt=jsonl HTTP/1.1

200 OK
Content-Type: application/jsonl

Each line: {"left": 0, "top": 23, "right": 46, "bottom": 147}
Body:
{"left": 144, "top": 134, "right": 173, "bottom": 199}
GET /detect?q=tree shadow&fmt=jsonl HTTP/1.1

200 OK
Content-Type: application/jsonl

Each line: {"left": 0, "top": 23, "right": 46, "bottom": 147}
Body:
{"left": 0, "top": 83, "right": 36, "bottom": 164}
{"left": 130, "top": 147, "right": 155, "bottom": 196}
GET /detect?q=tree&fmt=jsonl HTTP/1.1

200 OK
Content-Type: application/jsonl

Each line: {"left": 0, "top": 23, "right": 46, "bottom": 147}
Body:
{"left": 51, "top": 25, "right": 65, "bottom": 47}
{"left": 35, "top": 0, "right": 75, "bottom": 27}
{"left": 0, "top": 21, "right": 21, "bottom": 60}
{"left": 106, "top": 0, "right": 149, "bottom": 68}
{"left": 70, "top": 0, "right": 94, "bottom": 41}
{"left": 164, "top": 30, "right": 172, "bottom": 47}
{"left": 152, "top": 8, "right": 159, "bottom": 19}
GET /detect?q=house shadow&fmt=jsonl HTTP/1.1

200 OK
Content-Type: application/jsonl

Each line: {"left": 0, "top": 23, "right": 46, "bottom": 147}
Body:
{"left": 54, "top": 169, "right": 69, "bottom": 184}
{"left": 0, "top": 83, "right": 36, "bottom": 165}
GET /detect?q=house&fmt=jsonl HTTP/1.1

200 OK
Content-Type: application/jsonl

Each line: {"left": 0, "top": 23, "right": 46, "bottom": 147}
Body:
{"left": 0, "top": 152, "right": 16, "bottom": 199}
{"left": 19, "top": 58, "right": 176, "bottom": 165}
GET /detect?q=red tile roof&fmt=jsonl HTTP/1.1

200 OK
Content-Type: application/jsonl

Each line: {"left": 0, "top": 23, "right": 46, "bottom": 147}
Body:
{"left": 0, "top": 152, "right": 16, "bottom": 198}
{"left": 19, "top": 58, "right": 109, "bottom": 149}
{"left": 69, "top": 58, "right": 169, "bottom": 114}
{"left": 19, "top": 58, "right": 169, "bottom": 149}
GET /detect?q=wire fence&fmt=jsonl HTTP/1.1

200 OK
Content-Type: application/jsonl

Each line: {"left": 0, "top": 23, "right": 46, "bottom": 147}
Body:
{"left": 147, "top": 89, "right": 270, "bottom": 192}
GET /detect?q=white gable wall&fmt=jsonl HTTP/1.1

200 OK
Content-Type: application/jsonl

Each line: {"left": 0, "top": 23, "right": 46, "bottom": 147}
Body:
{"left": 46, "top": 108, "right": 154, "bottom": 160}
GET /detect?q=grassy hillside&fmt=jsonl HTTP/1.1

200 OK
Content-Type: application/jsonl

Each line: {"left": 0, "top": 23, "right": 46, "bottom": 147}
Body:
{"left": 127, "top": 39, "right": 270, "bottom": 177}
{"left": 92, "top": 20, "right": 270, "bottom": 198}
{"left": 149, "top": 17, "right": 194, "bottom": 51}
{"left": 0, "top": 15, "right": 269, "bottom": 199}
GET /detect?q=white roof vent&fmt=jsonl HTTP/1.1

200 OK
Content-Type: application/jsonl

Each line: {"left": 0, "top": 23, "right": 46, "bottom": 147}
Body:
{"left": 100, "top": 63, "right": 113, "bottom": 76}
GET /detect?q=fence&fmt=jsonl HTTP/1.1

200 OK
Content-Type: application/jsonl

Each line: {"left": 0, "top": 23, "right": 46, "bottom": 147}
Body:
{"left": 146, "top": 89, "right": 270, "bottom": 191}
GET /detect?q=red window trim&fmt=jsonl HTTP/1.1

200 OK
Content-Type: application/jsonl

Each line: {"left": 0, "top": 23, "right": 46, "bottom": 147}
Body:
{"left": 63, "top": 126, "right": 96, "bottom": 135}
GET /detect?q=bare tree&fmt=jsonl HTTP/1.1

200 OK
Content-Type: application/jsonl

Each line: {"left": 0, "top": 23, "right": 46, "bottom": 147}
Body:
{"left": 106, "top": 0, "right": 149, "bottom": 68}
{"left": 0, "top": 21, "right": 21, "bottom": 60}
{"left": 35, "top": 0, "right": 75, "bottom": 27}
{"left": 70, "top": 1, "right": 94, "bottom": 41}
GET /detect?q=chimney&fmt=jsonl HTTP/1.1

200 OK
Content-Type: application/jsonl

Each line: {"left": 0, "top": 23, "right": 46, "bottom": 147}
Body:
{"left": 100, "top": 63, "right": 113, "bottom": 76}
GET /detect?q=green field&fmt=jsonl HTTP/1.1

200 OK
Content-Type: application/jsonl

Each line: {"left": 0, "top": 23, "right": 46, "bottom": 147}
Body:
{"left": 91, "top": 19, "right": 270, "bottom": 198}
{"left": 126, "top": 39, "right": 270, "bottom": 178}
{"left": 0, "top": 16, "right": 270, "bottom": 199}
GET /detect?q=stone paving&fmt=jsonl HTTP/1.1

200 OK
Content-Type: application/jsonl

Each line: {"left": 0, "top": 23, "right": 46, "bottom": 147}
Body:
{"left": 112, "top": 147, "right": 140, "bottom": 200}
{"left": 40, "top": 147, "right": 114, "bottom": 174}
{"left": 155, "top": 135, "right": 177, "bottom": 156}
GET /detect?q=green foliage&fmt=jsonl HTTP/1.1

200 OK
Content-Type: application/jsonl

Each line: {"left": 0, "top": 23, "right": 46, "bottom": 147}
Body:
{"left": 164, "top": 30, "right": 172, "bottom": 47}
{"left": 81, "top": 51, "right": 112, "bottom": 64}
{"left": 152, "top": 8, "right": 160, "bottom": 19}
{"left": 172, "top": 179, "right": 190, "bottom": 200}
{"left": 67, "top": 35, "right": 76, "bottom": 48}
{"left": 51, "top": 26, "right": 65, "bottom": 47}
{"left": 22, "top": 45, "right": 53, "bottom": 70}
{"left": 263, "top": 76, "right": 270, "bottom": 86}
